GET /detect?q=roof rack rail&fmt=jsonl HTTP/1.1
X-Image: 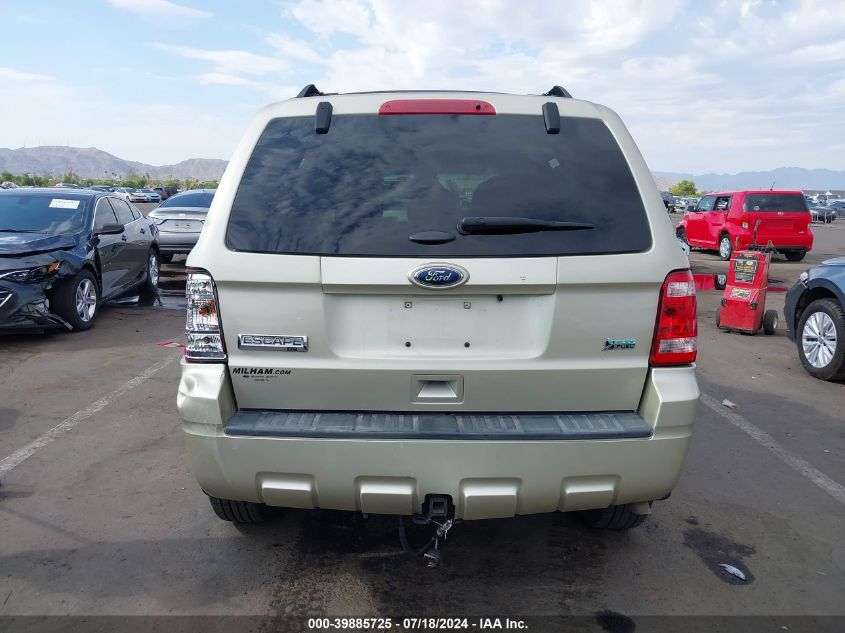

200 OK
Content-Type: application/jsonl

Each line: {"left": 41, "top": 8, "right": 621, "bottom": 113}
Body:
{"left": 296, "top": 84, "right": 324, "bottom": 98}
{"left": 542, "top": 85, "right": 573, "bottom": 98}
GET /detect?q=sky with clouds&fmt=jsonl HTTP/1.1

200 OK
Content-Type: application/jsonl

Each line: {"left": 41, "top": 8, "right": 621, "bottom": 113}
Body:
{"left": 2, "top": 0, "right": 844, "bottom": 173}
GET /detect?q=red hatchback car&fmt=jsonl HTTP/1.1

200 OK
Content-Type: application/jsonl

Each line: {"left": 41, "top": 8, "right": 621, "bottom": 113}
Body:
{"left": 676, "top": 190, "right": 813, "bottom": 261}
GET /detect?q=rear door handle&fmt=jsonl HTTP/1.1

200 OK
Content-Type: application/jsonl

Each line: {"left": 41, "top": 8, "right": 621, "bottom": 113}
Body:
{"left": 121, "top": 235, "right": 128, "bottom": 241}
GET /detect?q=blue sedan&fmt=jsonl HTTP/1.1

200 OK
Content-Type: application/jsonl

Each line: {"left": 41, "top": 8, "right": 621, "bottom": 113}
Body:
{"left": 784, "top": 257, "right": 845, "bottom": 380}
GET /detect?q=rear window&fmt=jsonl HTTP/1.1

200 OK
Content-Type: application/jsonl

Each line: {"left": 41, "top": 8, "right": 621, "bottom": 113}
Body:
{"left": 161, "top": 192, "right": 214, "bottom": 209}
{"left": 744, "top": 194, "right": 809, "bottom": 212}
{"left": 226, "top": 114, "right": 652, "bottom": 257}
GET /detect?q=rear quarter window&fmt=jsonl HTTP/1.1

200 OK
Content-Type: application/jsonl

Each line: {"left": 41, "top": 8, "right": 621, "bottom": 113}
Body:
{"left": 226, "top": 113, "right": 653, "bottom": 257}
{"left": 109, "top": 198, "right": 136, "bottom": 224}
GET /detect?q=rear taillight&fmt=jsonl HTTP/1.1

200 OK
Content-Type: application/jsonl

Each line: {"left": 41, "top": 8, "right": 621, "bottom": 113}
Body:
{"left": 650, "top": 270, "right": 697, "bottom": 366}
{"left": 185, "top": 269, "right": 226, "bottom": 362}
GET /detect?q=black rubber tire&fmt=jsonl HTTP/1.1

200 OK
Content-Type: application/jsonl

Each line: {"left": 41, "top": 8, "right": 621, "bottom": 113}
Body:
{"left": 676, "top": 227, "right": 688, "bottom": 246}
{"left": 139, "top": 248, "right": 160, "bottom": 294}
{"left": 785, "top": 251, "right": 806, "bottom": 262}
{"left": 796, "top": 299, "right": 845, "bottom": 381}
{"left": 208, "top": 495, "right": 273, "bottom": 524}
{"left": 51, "top": 269, "right": 99, "bottom": 331}
{"left": 763, "top": 310, "right": 778, "bottom": 335}
{"left": 718, "top": 233, "right": 732, "bottom": 261}
{"left": 160, "top": 253, "right": 174, "bottom": 264}
{"left": 579, "top": 503, "right": 651, "bottom": 530}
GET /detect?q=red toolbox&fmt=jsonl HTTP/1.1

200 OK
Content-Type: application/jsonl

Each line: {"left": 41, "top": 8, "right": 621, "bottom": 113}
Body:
{"left": 717, "top": 247, "right": 779, "bottom": 335}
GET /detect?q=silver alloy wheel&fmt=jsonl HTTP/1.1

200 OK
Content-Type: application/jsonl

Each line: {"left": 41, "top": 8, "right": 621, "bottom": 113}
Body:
{"left": 802, "top": 311, "right": 837, "bottom": 368}
{"left": 75, "top": 278, "right": 97, "bottom": 322}
{"left": 149, "top": 252, "right": 159, "bottom": 287}
{"left": 719, "top": 236, "right": 731, "bottom": 259}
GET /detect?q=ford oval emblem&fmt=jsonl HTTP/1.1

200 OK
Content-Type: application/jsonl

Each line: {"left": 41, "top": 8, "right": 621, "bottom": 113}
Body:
{"left": 408, "top": 263, "right": 469, "bottom": 289}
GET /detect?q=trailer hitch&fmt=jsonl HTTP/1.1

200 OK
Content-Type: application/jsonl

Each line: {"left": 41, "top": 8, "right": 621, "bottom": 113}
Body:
{"left": 398, "top": 496, "right": 456, "bottom": 568}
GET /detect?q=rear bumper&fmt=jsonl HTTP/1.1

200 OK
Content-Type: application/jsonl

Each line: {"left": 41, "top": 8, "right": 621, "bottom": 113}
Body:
{"left": 735, "top": 232, "right": 813, "bottom": 252}
{"left": 157, "top": 230, "right": 200, "bottom": 253}
{"left": 178, "top": 363, "right": 699, "bottom": 519}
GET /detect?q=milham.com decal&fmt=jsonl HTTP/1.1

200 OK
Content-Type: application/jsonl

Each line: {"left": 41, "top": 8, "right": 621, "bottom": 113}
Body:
{"left": 232, "top": 367, "right": 292, "bottom": 382}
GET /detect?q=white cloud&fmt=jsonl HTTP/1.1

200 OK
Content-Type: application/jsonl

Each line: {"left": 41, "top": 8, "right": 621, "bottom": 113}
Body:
{"left": 787, "top": 39, "right": 845, "bottom": 65}
{"left": 0, "top": 67, "right": 51, "bottom": 82}
{"left": 581, "top": 0, "right": 682, "bottom": 51}
{"left": 151, "top": 43, "right": 286, "bottom": 75}
{"left": 196, "top": 72, "right": 253, "bottom": 86}
{"left": 265, "top": 33, "right": 322, "bottom": 64}
{"left": 107, "top": 0, "right": 210, "bottom": 20}
{"left": 289, "top": 0, "right": 372, "bottom": 38}
{"left": 5, "top": 0, "right": 845, "bottom": 172}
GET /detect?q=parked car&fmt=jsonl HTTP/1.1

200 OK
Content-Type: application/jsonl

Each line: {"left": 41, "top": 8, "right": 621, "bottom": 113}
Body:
{"left": 784, "top": 258, "right": 845, "bottom": 381}
{"left": 827, "top": 199, "right": 845, "bottom": 218}
{"left": 0, "top": 188, "right": 159, "bottom": 330}
{"left": 52, "top": 183, "right": 81, "bottom": 189}
{"left": 809, "top": 205, "right": 836, "bottom": 224}
{"left": 660, "top": 190, "right": 675, "bottom": 212}
{"left": 87, "top": 185, "right": 111, "bottom": 192}
{"left": 676, "top": 190, "right": 813, "bottom": 261}
{"left": 1, "top": 181, "right": 18, "bottom": 189}
{"left": 147, "top": 189, "right": 214, "bottom": 262}
{"left": 113, "top": 187, "right": 135, "bottom": 201}
{"left": 113, "top": 187, "right": 146, "bottom": 203}
{"left": 177, "top": 86, "right": 699, "bottom": 530}
{"left": 136, "top": 188, "right": 162, "bottom": 203}
{"left": 154, "top": 186, "right": 178, "bottom": 200}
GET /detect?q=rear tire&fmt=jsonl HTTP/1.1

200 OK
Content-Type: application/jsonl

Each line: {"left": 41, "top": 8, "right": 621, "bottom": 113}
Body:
{"left": 718, "top": 234, "right": 732, "bottom": 261}
{"left": 139, "top": 248, "right": 159, "bottom": 294}
{"left": 579, "top": 503, "right": 650, "bottom": 530}
{"left": 785, "top": 251, "right": 806, "bottom": 262}
{"left": 763, "top": 310, "right": 778, "bottom": 335}
{"left": 796, "top": 299, "right": 845, "bottom": 381}
{"left": 208, "top": 496, "right": 274, "bottom": 524}
{"left": 51, "top": 269, "right": 99, "bottom": 331}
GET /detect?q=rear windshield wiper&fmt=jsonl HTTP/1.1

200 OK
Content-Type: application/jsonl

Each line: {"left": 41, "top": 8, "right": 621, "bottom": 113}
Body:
{"left": 457, "top": 216, "right": 595, "bottom": 235}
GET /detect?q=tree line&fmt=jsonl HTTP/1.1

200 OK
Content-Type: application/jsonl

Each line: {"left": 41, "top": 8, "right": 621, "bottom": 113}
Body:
{"left": 0, "top": 170, "right": 218, "bottom": 190}
{"left": 668, "top": 179, "right": 699, "bottom": 196}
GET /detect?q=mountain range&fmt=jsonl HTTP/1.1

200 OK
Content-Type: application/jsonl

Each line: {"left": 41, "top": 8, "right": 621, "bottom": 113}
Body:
{"left": 2, "top": 146, "right": 844, "bottom": 192}
{"left": 653, "top": 167, "right": 845, "bottom": 193}
{"left": 0, "top": 146, "right": 227, "bottom": 182}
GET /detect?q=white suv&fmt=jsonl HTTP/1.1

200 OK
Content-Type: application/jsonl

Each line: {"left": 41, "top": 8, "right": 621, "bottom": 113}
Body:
{"left": 177, "top": 85, "right": 699, "bottom": 531}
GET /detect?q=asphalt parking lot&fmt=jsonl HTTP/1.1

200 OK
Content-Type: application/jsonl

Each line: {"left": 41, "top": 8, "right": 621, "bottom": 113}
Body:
{"left": 1, "top": 206, "right": 843, "bottom": 624}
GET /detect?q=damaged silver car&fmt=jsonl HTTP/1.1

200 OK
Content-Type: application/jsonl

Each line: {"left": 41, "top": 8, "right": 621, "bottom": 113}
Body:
{"left": 0, "top": 189, "right": 160, "bottom": 331}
